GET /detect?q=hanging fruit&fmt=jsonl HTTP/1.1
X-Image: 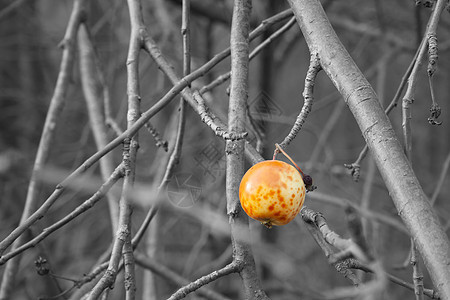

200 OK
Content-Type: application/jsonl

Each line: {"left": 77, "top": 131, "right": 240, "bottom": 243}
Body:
{"left": 239, "top": 144, "right": 313, "bottom": 228}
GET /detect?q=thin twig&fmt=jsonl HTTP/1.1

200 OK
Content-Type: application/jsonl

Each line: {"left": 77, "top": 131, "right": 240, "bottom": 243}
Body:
{"left": 306, "top": 191, "right": 408, "bottom": 234}
{"left": 167, "top": 262, "right": 240, "bottom": 300}
{"left": 200, "top": 16, "right": 297, "bottom": 95}
{"left": 0, "top": 0, "right": 27, "bottom": 21}
{"left": 427, "top": 34, "right": 438, "bottom": 77}
{"left": 328, "top": 15, "right": 414, "bottom": 52}
{"left": 299, "top": 218, "right": 361, "bottom": 285}
{"left": 403, "top": 0, "right": 447, "bottom": 132}
{"left": 198, "top": 9, "right": 294, "bottom": 95}
{"left": 132, "top": 207, "right": 158, "bottom": 247}
{"left": 194, "top": 91, "right": 248, "bottom": 140}
{"left": 141, "top": 114, "right": 185, "bottom": 299}
{"left": 201, "top": 17, "right": 299, "bottom": 151}
{"left": 139, "top": 7, "right": 193, "bottom": 297}
{"left": 181, "top": 222, "right": 211, "bottom": 276}
{"left": 88, "top": 0, "right": 143, "bottom": 297}
{"left": 67, "top": 254, "right": 111, "bottom": 300}
{"left": 159, "top": 0, "right": 191, "bottom": 186}
{"left": 301, "top": 207, "right": 369, "bottom": 263}
{"left": 134, "top": 253, "right": 232, "bottom": 300}
{"left": 277, "top": 52, "right": 321, "bottom": 150}
{"left": 79, "top": 20, "right": 124, "bottom": 137}
{"left": 145, "top": 25, "right": 249, "bottom": 142}
{"left": 301, "top": 207, "right": 387, "bottom": 298}
{"left": 427, "top": 33, "right": 442, "bottom": 125}
{"left": 0, "top": 7, "right": 292, "bottom": 295}
{"left": 245, "top": 16, "right": 297, "bottom": 152}
{"left": 291, "top": 0, "right": 450, "bottom": 294}
{"left": 400, "top": 4, "right": 447, "bottom": 297}
{"left": 346, "top": 259, "right": 440, "bottom": 299}
{"left": 345, "top": 48, "right": 418, "bottom": 181}
{"left": 0, "top": 166, "right": 124, "bottom": 265}
{"left": 144, "top": 122, "right": 168, "bottom": 151}
{"left": 181, "top": 0, "right": 191, "bottom": 77}
{"left": 67, "top": 205, "right": 157, "bottom": 299}
{"left": 78, "top": 23, "right": 120, "bottom": 233}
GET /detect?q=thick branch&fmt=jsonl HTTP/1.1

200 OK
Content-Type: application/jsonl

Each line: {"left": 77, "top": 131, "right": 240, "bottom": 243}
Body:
{"left": 226, "top": 1, "right": 269, "bottom": 299}
{"left": 286, "top": 0, "right": 450, "bottom": 298}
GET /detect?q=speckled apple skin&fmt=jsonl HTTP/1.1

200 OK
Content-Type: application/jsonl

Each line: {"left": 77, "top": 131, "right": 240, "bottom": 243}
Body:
{"left": 239, "top": 160, "right": 306, "bottom": 227}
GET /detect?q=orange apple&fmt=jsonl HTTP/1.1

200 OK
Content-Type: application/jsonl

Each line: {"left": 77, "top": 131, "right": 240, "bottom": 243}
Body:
{"left": 239, "top": 160, "right": 306, "bottom": 228}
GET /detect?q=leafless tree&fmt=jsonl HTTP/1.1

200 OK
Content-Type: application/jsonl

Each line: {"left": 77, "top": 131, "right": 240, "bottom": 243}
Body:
{"left": 1, "top": 0, "right": 450, "bottom": 299}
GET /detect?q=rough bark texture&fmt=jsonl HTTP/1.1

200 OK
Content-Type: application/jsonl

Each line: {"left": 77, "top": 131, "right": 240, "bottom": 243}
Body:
{"left": 286, "top": 0, "right": 450, "bottom": 298}
{"left": 226, "top": 0, "right": 270, "bottom": 299}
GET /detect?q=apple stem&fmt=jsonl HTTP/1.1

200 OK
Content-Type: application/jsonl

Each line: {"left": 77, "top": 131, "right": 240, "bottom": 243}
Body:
{"left": 274, "top": 143, "right": 305, "bottom": 177}
{"left": 272, "top": 149, "right": 278, "bottom": 160}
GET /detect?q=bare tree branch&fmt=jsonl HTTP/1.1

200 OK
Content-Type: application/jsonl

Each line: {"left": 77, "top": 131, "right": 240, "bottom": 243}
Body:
{"left": 299, "top": 217, "right": 361, "bottom": 286}
{"left": 0, "top": 165, "right": 124, "bottom": 265}
{"left": 226, "top": 1, "right": 270, "bottom": 299}
{"left": 346, "top": 259, "right": 440, "bottom": 299}
{"left": 144, "top": 122, "right": 168, "bottom": 151}
{"left": 0, "top": 0, "right": 87, "bottom": 298}
{"left": 0, "top": 0, "right": 27, "bottom": 21}
{"left": 88, "top": 0, "right": 144, "bottom": 297}
{"left": 167, "top": 262, "right": 240, "bottom": 300}
{"left": 194, "top": 91, "right": 248, "bottom": 140}
{"left": 200, "top": 16, "right": 297, "bottom": 95}
{"left": 301, "top": 207, "right": 387, "bottom": 299}
{"left": 403, "top": 0, "right": 446, "bottom": 128}
{"left": 286, "top": 0, "right": 450, "bottom": 297}
{"left": 345, "top": 48, "right": 417, "bottom": 181}
{"left": 78, "top": 23, "right": 120, "bottom": 233}
{"left": 401, "top": 3, "right": 447, "bottom": 297}
{"left": 135, "top": 253, "right": 232, "bottom": 300}
{"left": 159, "top": 0, "right": 191, "bottom": 188}
{"left": 67, "top": 205, "right": 158, "bottom": 299}
{"left": 277, "top": 52, "right": 321, "bottom": 150}
{"left": 0, "top": 3, "right": 294, "bottom": 277}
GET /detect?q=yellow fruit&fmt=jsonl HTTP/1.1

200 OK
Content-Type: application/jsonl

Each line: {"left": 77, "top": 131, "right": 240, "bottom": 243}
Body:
{"left": 239, "top": 160, "right": 306, "bottom": 228}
